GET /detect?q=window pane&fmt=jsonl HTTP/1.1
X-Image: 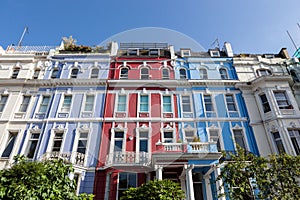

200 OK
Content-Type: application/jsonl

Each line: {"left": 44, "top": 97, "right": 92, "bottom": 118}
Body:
{"left": 84, "top": 95, "right": 94, "bottom": 112}
{"left": 162, "top": 69, "right": 169, "bottom": 79}
{"left": 233, "top": 130, "right": 246, "bottom": 149}
{"left": 114, "top": 141, "right": 123, "bottom": 151}
{"left": 39, "top": 96, "right": 50, "bottom": 113}
{"left": 140, "top": 140, "right": 148, "bottom": 152}
{"left": 180, "top": 69, "right": 186, "bottom": 79}
{"left": 182, "top": 96, "right": 191, "bottom": 112}
{"left": 141, "top": 68, "right": 149, "bottom": 80}
{"left": 19, "top": 96, "right": 31, "bottom": 112}
{"left": 51, "top": 69, "right": 58, "bottom": 79}
{"left": 0, "top": 95, "right": 8, "bottom": 112}
{"left": 140, "top": 95, "right": 148, "bottom": 112}
{"left": 226, "top": 95, "right": 237, "bottom": 111}
{"left": 272, "top": 132, "right": 285, "bottom": 154}
{"left": 199, "top": 69, "right": 207, "bottom": 79}
{"left": 289, "top": 130, "right": 300, "bottom": 155}
{"left": 26, "top": 133, "right": 39, "bottom": 158}
{"left": 1, "top": 133, "right": 17, "bottom": 157}
{"left": 91, "top": 68, "right": 99, "bottom": 78}
{"left": 62, "top": 96, "right": 72, "bottom": 112}
{"left": 120, "top": 68, "right": 128, "bottom": 79}
{"left": 259, "top": 94, "right": 271, "bottom": 113}
{"left": 163, "top": 96, "right": 172, "bottom": 112}
{"left": 71, "top": 69, "right": 79, "bottom": 78}
{"left": 220, "top": 68, "right": 228, "bottom": 79}
{"left": 117, "top": 96, "right": 126, "bottom": 112}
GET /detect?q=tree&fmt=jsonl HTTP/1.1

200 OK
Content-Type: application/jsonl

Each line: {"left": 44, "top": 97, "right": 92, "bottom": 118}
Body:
{"left": 217, "top": 147, "right": 300, "bottom": 200}
{"left": 0, "top": 155, "right": 94, "bottom": 200}
{"left": 121, "top": 179, "right": 185, "bottom": 200}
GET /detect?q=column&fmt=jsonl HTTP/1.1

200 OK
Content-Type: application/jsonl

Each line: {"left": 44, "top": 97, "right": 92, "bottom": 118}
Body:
{"left": 215, "top": 167, "right": 226, "bottom": 200}
{"left": 204, "top": 175, "right": 213, "bottom": 200}
{"left": 155, "top": 165, "right": 163, "bottom": 180}
{"left": 185, "top": 164, "right": 195, "bottom": 200}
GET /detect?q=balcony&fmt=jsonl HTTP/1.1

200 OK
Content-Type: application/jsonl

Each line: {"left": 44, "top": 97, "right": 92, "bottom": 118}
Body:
{"left": 105, "top": 151, "right": 151, "bottom": 167}
{"left": 39, "top": 151, "right": 85, "bottom": 167}
{"left": 156, "top": 142, "right": 218, "bottom": 153}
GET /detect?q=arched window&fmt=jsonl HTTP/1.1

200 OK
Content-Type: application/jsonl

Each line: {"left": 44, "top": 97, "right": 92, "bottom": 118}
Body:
{"left": 120, "top": 68, "right": 129, "bottom": 79}
{"left": 33, "top": 69, "right": 40, "bottom": 79}
{"left": 199, "top": 68, "right": 208, "bottom": 79}
{"left": 71, "top": 68, "right": 79, "bottom": 78}
{"left": 51, "top": 68, "right": 59, "bottom": 79}
{"left": 141, "top": 68, "right": 149, "bottom": 80}
{"left": 179, "top": 68, "right": 187, "bottom": 79}
{"left": 290, "top": 70, "right": 300, "bottom": 82}
{"left": 11, "top": 68, "right": 20, "bottom": 79}
{"left": 91, "top": 68, "right": 99, "bottom": 78}
{"left": 219, "top": 68, "right": 228, "bottom": 80}
{"left": 162, "top": 68, "right": 169, "bottom": 80}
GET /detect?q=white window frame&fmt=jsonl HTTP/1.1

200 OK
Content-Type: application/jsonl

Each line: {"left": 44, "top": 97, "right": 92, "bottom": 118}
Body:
{"left": 161, "top": 125, "right": 176, "bottom": 143}
{"left": 38, "top": 95, "right": 51, "bottom": 113}
{"left": 231, "top": 127, "right": 248, "bottom": 151}
{"left": 219, "top": 68, "right": 228, "bottom": 80}
{"left": 60, "top": 95, "right": 73, "bottom": 113}
{"left": 207, "top": 127, "right": 223, "bottom": 151}
{"left": 162, "top": 68, "right": 170, "bottom": 80}
{"left": 83, "top": 94, "right": 95, "bottom": 112}
{"left": 257, "top": 69, "right": 272, "bottom": 76}
{"left": 117, "top": 172, "right": 137, "bottom": 199}
{"left": 288, "top": 129, "right": 300, "bottom": 155}
{"left": 19, "top": 95, "right": 31, "bottom": 112}
{"left": 179, "top": 68, "right": 187, "bottom": 79}
{"left": 259, "top": 93, "right": 271, "bottom": 113}
{"left": 140, "top": 67, "right": 149, "bottom": 80}
{"left": 225, "top": 94, "right": 237, "bottom": 112}
{"left": 137, "top": 128, "right": 150, "bottom": 153}
{"left": 109, "top": 125, "right": 127, "bottom": 154}
{"left": 11, "top": 68, "right": 20, "bottom": 79}
{"left": 120, "top": 67, "right": 129, "bottom": 79}
{"left": 70, "top": 68, "right": 79, "bottom": 78}
{"left": 0, "top": 94, "right": 8, "bottom": 113}
{"left": 47, "top": 126, "right": 66, "bottom": 154}
{"left": 162, "top": 95, "right": 173, "bottom": 113}
{"left": 90, "top": 68, "right": 99, "bottom": 78}
{"left": 139, "top": 94, "right": 149, "bottom": 113}
{"left": 181, "top": 95, "right": 192, "bottom": 114}
{"left": 210, "top": 50, "right": 220, "bottom": 57}
{"left": 33, "top": 69, "right": 40, "bottom": 79}
{"left": 199, "top": 68, "right": 208, "bottom": 79}
{"left": 116, "top": 94, "right": 127, "bottom": 112}
{"left": 72, "top": 126, "right": 90, "bottom": 166}
{"left": 273, "top": 91, "right": 293, "bottom": 110}
{"left": 271, "top": 131, "right": 286, "bottom": 154}
{"left": 0, "top": 130, "right": 20, "bottom": 159}
{"left": 24, "top": 129, "right": 40, "bottom": 159}
{"left": 181, "top": 49, "right": 191, "bottom": 57}
{"left": 51, "top": 68, "right": 59, "bottom": 79}
{"left": 203, "top": 94, "right": 215, "bottom": 112}
{"left": 183, "top": 124, "right": 197, "bottom": 143}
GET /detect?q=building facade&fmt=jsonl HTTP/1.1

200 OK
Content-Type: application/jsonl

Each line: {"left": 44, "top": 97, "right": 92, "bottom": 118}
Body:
{"left": 0, "top": 40, "right": 299, "bottom": 200}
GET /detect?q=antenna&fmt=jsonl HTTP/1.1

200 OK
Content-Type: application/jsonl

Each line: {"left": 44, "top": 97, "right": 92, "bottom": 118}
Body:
{"left": 286, "top": 30, "right": 298, "bottom": 51}
{"left": 17, "top": 27, "right": 29, "bottom": 47}
{"left": 210, "top": 38, "right": 220, "bottom": 49}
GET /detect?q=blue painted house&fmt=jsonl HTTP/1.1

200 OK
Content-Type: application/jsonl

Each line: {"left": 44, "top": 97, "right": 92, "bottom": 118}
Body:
{"left": 174, "top": 44, "right": 259, "bottom": 200}
{"left": 18, "top": 49, "right": 111, "bottom": 194}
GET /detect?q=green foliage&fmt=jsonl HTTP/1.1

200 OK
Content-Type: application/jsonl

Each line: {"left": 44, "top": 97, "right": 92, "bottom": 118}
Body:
{"left": 121, "top": 179, "right": 185, "bottom": 200}
{"left": 0, "top": 155, "right": 94, "bottom": 200}
{"left": 217, "top": 147, "right": 300, "bottom": 200}
{"left": 62, "top": 35, "right": 92, "bottom": 53}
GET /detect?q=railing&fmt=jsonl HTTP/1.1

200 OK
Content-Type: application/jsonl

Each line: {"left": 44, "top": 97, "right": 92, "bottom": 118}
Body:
{"left": 105, "top": 151, "right": 151, "bottom": 166}
{"left": 39, "top": 151, "right": 85, "bottom": 166}
{"left": 157, "top": 142, "right": 218, "bottom": 153}
{"left": 5, "top": 45, "right": 56, "bottom": 54}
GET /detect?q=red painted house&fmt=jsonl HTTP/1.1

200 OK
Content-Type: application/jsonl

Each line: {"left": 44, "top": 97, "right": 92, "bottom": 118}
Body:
{"left": 93, "top": 43, "right": 188, "bottom": 200}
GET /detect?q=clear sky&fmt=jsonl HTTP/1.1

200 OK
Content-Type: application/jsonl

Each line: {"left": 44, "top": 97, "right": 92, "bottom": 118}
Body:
{"left": 0, "top": 0, "right": 300, "bottom": 54}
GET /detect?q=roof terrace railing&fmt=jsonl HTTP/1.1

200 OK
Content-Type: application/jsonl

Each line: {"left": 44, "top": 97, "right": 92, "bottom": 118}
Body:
{"left": 5, "top": 45, "right": 56, "bottom": 54}
{"left": 120, "top": 42, "right": 168, "bottom": 49}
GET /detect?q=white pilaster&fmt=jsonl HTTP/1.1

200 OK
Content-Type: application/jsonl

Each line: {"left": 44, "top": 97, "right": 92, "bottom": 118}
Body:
{"left": 185, "top": 164, "right": 195, "bottom": 200}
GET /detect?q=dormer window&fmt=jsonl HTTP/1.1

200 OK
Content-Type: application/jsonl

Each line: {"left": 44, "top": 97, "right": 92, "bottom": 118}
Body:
{"left": 181, "top": 49, "right": 191, "bottom": 57}
{"left": 210, "top": 50, "right": 220, "bottom": 57}
{"left": 264, "top": 54, "right": 275, "bottom": 59}
{"left": 120, "top": 68, "right": 129, "bottom": 79}
{"left": 149, "top": 49, "right": 159, "bottom": 56}
{"left": 128, "top": 49, "right": 138, "bottom": 56}
{"left": 257, "top": 69, "right": 272, "bottom": 76}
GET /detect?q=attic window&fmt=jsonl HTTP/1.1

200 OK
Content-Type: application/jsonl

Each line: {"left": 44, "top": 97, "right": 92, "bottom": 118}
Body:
{"left": 181, "top": 50, "right": 191, "bottom": 57}
{"left": 210, "top": 50, "right": 220, "bottom": 57}
{"left": 264, "top": 54, "right": 275, "bottom": 59}
{"left": 128, "top": 49, "right": 138, "bottom": 56}
{"left": 149, "top": 49, "right": 159, "bottom": 56}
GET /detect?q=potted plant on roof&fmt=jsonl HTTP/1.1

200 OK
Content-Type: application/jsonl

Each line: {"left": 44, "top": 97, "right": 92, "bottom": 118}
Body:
{"left": 60, "top": 36, "right": 92, "bottom": 53}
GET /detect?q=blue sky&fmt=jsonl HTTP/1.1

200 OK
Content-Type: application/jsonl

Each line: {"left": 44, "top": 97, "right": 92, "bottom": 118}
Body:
{"left": 0, "top": 0, "right": 300, "bottom": 54}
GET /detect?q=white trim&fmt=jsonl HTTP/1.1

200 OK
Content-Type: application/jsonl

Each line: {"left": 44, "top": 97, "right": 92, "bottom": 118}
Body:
{"left": 230, "top": 125, "right": 249, "bottom": 151}
{"left": 46, "top": 124, "right": 67, "bottom": 154}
